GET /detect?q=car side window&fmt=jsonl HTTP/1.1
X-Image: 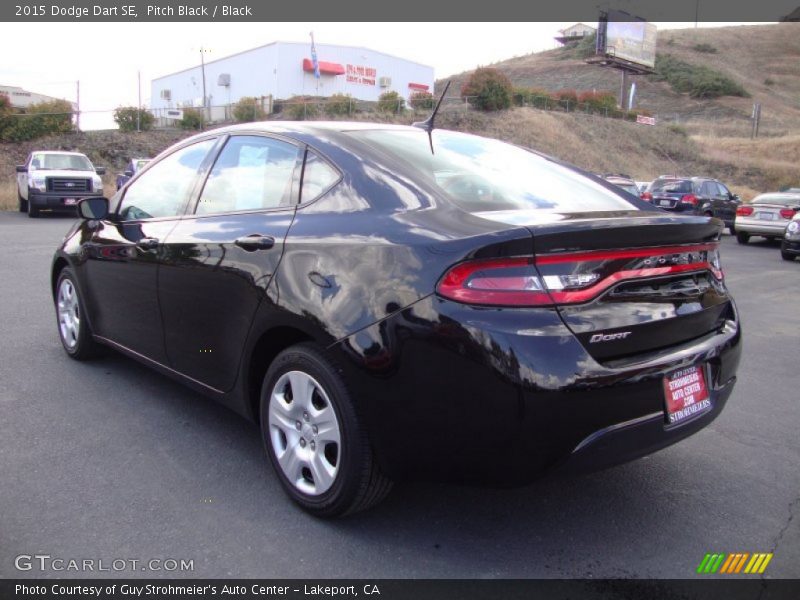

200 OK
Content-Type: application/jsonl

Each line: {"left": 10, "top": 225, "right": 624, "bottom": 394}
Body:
{"left": 716, "top": 182, "right": 730, "bottom": 197}
{"left": 196, "top": 136, "right": 301, "bottom": 215}
{"left": 118, "top": 139, "right": 215, "bottom": 221}
{"left": 701, "top": 181, "right": 716, "bottom": 197}
{"left": 300, "top": 151, "right": 340, "bottom": 203}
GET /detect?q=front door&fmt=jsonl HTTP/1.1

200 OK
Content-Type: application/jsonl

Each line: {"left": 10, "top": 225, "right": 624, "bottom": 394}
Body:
{"left": 81, "top": 138, "right": 217, "bottom": 363}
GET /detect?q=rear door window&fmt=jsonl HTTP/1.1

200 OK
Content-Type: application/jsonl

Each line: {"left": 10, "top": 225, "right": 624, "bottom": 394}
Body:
{"left": 196, "top": 135, "right": 301, "bottom": 215}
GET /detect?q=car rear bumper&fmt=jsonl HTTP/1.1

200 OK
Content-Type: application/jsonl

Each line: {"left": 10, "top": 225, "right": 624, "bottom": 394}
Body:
{"left": 335, "top": 295, "right": 742, "bottom": 484}
{"left": 735, "top": 217, "right": 787, "bottom": 237}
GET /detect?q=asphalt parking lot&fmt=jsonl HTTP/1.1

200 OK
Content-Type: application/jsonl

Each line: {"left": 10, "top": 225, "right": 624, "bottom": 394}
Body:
{"left": 0, "top": 211, "right": 798, "bottom": 579}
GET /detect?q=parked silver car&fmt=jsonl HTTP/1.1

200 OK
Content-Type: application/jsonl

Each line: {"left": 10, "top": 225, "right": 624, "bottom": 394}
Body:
{"left": 734, "top": 193, "right": 800, "bottom": 244}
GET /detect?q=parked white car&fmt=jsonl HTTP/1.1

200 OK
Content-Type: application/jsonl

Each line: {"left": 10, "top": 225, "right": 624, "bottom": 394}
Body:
{"left": 16, "top": 151, "right": 105, "bottom": 218}
{"left": 734, "top": 192, "right": 800, "bottom": 244}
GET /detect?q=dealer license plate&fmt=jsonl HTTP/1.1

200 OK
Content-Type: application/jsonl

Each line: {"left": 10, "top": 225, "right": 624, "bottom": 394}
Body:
{"left": 663, "top": 364, "right": 711, "bottom": 425}
{"left": 64, "top": 198, "right": 77, "bottom": 205}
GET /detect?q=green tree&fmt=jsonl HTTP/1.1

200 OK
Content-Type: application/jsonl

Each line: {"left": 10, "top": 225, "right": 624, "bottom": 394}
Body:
{"left": 377, "top": 91, "right": 405, "bottom": 113}
{"left": 232, "top": 97, "right": 267, "bottom": 122}
{"left": 460, "top": 68, "right": 512, "bottom": 111}
{"left": 1, "top": 99, "right": 74, "bottom": 141}
{"left": 325, "top": 93, "right": 353, "bottom": 116}
{"left": 409, "top": 91, "right": 434, "bottom": 110}
{"left": 179, "top": 108, "right": 204, "bottom": 130}
{"left": 113, "top": 106, "right": 155, "bottom": 132}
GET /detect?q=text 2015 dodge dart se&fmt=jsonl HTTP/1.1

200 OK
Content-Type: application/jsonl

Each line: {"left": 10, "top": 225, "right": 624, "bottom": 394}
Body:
{"left": 51, "top": 122, "right": 741, "bottom": 517}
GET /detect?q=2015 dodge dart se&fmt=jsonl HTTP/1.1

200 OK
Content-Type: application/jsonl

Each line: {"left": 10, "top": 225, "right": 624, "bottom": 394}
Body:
{"left": 51, "top": 122, "right": 741, "bottom": 517}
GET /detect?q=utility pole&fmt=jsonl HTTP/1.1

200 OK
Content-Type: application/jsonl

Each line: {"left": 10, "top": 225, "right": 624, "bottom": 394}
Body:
{"left": 76, "top": 80, "right": 80, "bottom": 130}
{"left": 137, "top": 71, "right": 141, "bottom": 132}
{"left": 199, "top": 47, "right": 210, "bottom": 130}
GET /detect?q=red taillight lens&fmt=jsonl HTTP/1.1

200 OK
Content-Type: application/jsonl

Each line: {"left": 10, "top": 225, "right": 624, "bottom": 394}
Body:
{"left": 680, "top": 194, "right": 698, "bottom": 206}
{"left": 436, "top": 258, "right": 552, "bottom": 306}
{"left": 780, "top": 208, "right": 796, "bottom": 219}
{"left": 736, "top": 205, "right": 754, "bottom": 217}
{"left": 437, "top": 244, "right": 723, "bottom": 307}
{"left": 641, "top": 192, "right": 652, "bottom": 201}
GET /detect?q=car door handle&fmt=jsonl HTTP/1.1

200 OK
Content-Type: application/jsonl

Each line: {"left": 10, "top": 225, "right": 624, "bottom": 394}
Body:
{"left": 235, "top": 234, "right": 275, "bottom": 250}
{"left": 136, "top": 237, "right": 159, "bottom": 250}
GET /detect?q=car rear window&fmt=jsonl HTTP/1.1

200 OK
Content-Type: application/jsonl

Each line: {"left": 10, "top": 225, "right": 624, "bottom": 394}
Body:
{"left": 650, "top": 179, "right": 693, "bottom": 194}
{"left": 348, "top": 130, "right": 635, "bottom": 213}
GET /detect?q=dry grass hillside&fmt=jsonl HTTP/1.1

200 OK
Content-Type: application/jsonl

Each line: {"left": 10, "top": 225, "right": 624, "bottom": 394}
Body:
{"left": 440, "top": 23, "right": 800, "bottom": 137}
{"left": 2, "top": 107, "right": 796, "bottom": 212}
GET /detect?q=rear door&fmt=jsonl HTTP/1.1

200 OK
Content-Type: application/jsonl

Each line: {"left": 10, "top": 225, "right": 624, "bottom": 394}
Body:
{"left": 158, "top": 134, "right": 303, "bottom": 392}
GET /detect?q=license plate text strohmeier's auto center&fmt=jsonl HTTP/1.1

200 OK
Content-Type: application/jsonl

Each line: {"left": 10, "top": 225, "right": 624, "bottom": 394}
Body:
{"left": 665, "top": 366, "right": 710, "bottom": 424}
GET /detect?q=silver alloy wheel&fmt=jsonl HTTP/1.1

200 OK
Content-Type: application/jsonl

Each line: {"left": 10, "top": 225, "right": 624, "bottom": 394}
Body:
{"left": 57, "top": 278, "right": 80, "bottom": 349}
{"left": 268, "top": 370, "right": 342, "bottom": 496}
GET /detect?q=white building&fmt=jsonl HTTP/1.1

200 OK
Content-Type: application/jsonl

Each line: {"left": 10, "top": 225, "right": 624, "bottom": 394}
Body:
{"left": 150, "top": 41, "right": 434, "bottom": 120}
{"left": 0, "top": 85, "right": 77, "bottom": 110}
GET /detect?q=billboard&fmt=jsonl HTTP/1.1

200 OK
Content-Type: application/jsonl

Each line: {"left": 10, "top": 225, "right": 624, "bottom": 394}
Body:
{"left": 596, "top": 12, "right": 657, "bottom": 70}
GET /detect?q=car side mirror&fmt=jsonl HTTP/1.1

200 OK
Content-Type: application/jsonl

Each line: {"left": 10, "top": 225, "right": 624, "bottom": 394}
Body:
{"left": 16, "top": 165, "right": 27, "bottom": 173}
{"left": 95, "top": 166, "right": 107, "bottom": 175}
{"left": 124, "top": 169, "right": 134, "bottom": 177}
{"left": 78, "top": 196, "right": 109, "bottom": 220}
{"left": 731, "top": 194, "right": 740, "bottom": 202}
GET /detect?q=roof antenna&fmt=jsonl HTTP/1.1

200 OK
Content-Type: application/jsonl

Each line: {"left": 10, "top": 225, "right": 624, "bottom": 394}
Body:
{"left": 413, "top": 80, "right": 451, "bottom": 154}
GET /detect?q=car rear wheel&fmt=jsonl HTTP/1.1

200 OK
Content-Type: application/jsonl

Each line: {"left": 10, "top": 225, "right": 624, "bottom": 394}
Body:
{"left": 736, "top": 231, "right": 750, "bottom": 244}
{"left": 55, "top": 268, "right": 102, "bottom": 360}
{"left": 782, "top": 251, "right": 795, "bottom": 261}
{"left": 260, "top": 343, "right": 392, "bottom": 517}
{"left": 728, "top": 225, "right": 736, "bottom": 235}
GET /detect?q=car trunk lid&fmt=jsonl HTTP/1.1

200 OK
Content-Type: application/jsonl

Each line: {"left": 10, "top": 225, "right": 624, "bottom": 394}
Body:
{"left": 473, "top": 210, "right": 733, "bottom": 362}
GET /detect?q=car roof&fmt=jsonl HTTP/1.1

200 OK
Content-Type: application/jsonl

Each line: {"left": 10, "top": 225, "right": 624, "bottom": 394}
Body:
{"left": 32, "top": 150, "right": 88, "bottom": 156}
{"left": 216, "top": 120, "right": 419, "bottom": 135}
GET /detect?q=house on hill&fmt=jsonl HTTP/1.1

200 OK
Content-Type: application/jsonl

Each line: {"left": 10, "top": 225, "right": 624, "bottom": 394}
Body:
{"left": 555, "top": 23, "right": 596, "bottom": 45}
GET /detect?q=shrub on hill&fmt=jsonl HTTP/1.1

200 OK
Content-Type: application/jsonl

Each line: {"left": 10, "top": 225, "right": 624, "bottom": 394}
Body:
{"left": 653, "top": 54, "right": 748, "bottom": 99}
{"left": 113, "top": 106, "right": 155, "bottom": 132}
{"left": 461, "top": 68, "right": 512, "bottom": 111}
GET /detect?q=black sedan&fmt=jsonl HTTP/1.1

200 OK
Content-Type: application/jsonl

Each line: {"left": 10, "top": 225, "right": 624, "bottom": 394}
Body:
{"left": 51, "top": 122, "right": 742, "bottom": 517}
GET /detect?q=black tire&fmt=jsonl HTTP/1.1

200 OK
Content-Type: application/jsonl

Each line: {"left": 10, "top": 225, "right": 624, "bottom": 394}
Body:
{"left": 782, "top": 251, "right": 795, "bottom": 261}
{"left": 28, "top": 204, "right": 40, "bottom": 218}
{"left": 54, "top": 268, "right": 102, "bottom": 360}
{"left": 736, "top": 231, "right": 750, "bottom": 244}
{"left": 260, "top": 343, "right": 392, "bottom": 517}
{"left": 18, "top": 189, "right": 28, "bottom": 213}
{"left": 728, "top": 225, "right": 736, "bottom": 236}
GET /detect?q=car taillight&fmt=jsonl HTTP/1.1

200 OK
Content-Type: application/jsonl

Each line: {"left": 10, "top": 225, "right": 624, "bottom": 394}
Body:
{"left": 736, "top": 205, "right": 754, "bottom": 217}
{"left": 780, "top": 208, "right": 796, "bottom": 219}
{"left": 680, "top": 194, "right": 698, "bottom": 206}
{"left": 437, "top": 244, "right": 723, "bottom": 307}
{"left": 641, "top": 192, "right": 652, "bottom": 201}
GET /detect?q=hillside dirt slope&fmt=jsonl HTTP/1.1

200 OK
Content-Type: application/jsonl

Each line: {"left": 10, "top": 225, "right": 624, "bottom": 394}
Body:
{"left": 440, "top": 23, "right": 800, "bottom": 137}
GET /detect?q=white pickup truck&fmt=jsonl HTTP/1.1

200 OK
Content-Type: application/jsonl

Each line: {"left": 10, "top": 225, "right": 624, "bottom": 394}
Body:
{"left": 16, "top": 151, "right": 105, "bottom": 218}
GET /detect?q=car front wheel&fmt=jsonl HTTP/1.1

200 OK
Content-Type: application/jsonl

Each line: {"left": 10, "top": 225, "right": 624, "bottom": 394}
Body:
{"left": 782, "top": 251, "right": 795, "bottom": 261}
{"left": 736, "top": 231, "right": 750, "bottom": 244}
{"left": 18, "top": 188, "right": 28, "bottom": 213}
{"left": 260, "top": 343, "right": 392, "bottom": 517}
{"left": 55, "top": 268, "right": 101, "bottom": 359}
